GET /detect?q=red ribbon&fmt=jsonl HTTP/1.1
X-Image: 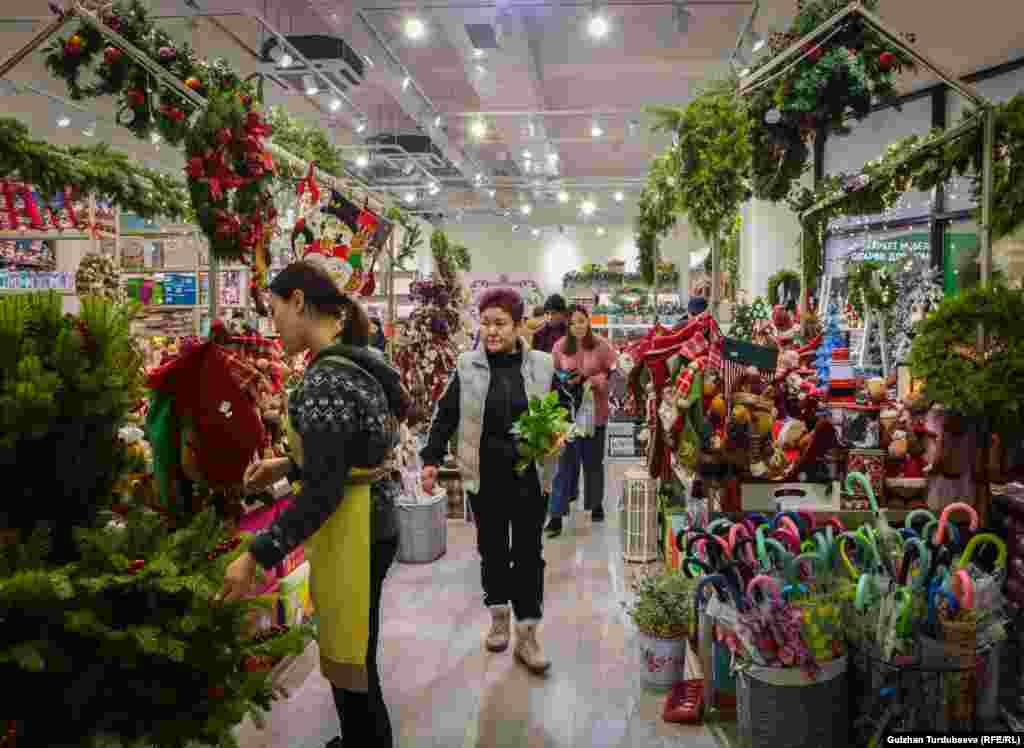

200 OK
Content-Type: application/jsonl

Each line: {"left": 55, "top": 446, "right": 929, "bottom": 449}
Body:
{"left": 356, "top": 208, "right": 379, "bottom": 233}
{"left": 20, "top": 185, "right": 44, "bottom": 229}
{"left": 297, "top": 162, "right": 320, "bottom": 205}
{"left": 203, "top": 176, "right": 224, "bottom": 202}
{"left": 186, "top": 157, "right": 205, "bottom": 179}
{"left": 245, "top": 111, "right": 272, "bottom": 139}
{"left": 215, "top": 210, "right": 241, "bottom": 238}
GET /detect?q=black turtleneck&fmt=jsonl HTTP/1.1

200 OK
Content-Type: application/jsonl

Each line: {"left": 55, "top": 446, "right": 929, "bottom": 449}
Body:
{"left": 480, "top": 347, "right": 528, "bottom": 470}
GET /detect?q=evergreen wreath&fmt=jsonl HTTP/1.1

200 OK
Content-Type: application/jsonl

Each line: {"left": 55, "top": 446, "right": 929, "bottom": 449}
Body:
{"left": 767, "top": 269, "right": 800, "bottom": 306}
{"left": 909, "top": 284, "right": 1024, "bottom": 439}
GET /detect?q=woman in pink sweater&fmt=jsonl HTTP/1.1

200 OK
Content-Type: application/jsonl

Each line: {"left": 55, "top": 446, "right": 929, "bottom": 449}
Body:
{"left": 545, "top": 305, "right": 618, "bottom": 537}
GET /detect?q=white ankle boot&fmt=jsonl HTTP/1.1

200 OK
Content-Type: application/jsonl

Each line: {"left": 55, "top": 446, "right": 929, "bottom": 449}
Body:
{"left": 514, "top": 621, "right": 551, "bottom": 673}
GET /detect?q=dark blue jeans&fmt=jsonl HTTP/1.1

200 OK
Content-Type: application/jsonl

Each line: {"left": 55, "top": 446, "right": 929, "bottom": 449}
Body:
{"left": 550, "top": 425, "right": 607, "bottom": 517}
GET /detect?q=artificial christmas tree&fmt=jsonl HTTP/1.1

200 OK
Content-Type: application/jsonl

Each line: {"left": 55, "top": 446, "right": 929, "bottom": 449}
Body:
{"left": 815, "top": 302, "right": 845, "bottom": 384}
{"left": 394, "top": 229, "right": 471, "bottom": 426}
{"left": 0, "top": 291, "right": 311, "bottom": 748}
{"left": 885, "top": 258, "right": 944, "bottom": 365}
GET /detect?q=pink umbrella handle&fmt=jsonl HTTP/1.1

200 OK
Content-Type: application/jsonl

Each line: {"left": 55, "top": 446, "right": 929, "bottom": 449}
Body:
{"left": 728, "top": 524, "right": 750, "bottom": 554}
{"left": 778, "top": 516, "right": 801, "bottom": 539}
{"left": 827, "top": 517, "right": 846, "bottom": 533}
{"left": 747, "top": 575, "right": 781, "bottom": 605}
{"left": 933, "top": 502, "right": 979, "bottom": 545}
{"left": 695, "top": 539, "right": 708, "bottom": 561}
{"left": 773, "top": 527, "right": 801, "bottom": 554}
{"left": 797, "top": 510, "right": 816, "bottom": 531}
{"left": 951, "top": 569, "right": 975, "bottom": 609}
{"left": 714, "top": 534, "right": 732, "bottom": 559}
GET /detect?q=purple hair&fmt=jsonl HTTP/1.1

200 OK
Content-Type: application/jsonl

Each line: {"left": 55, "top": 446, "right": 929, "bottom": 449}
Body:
{"left": 478, "top": 287, "right": 525, "bottom": 322}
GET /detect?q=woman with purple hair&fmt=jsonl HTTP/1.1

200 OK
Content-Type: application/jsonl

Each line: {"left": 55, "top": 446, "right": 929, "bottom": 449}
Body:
{"left": 420, "top": 287, "right": 568, "bottom": 674}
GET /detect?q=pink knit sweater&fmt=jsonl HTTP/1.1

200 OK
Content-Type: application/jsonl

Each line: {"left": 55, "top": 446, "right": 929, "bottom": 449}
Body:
{"left": 552, "top": 336, "right": 617, "bottom": 426}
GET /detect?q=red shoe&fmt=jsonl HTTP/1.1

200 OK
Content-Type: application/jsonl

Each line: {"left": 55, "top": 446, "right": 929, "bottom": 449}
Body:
{"left": 663, "top": 679, "right": 704, "bottom": 723}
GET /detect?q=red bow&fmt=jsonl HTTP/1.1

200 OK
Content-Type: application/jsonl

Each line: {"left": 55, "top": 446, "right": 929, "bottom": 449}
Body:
{"left": 245, "top": 111, "right": 273, "bottom": 139}
{"left": 161, "top": 104, "right": 185, "bottom": 122}
{"left": 297, "top": 162, "right": 320, "bottom": 205}
{"left": 215, "top": 210, "right": 241, "bottom": 238}
{"left": 203, "top": 176, "right": 224, "bottom": 202}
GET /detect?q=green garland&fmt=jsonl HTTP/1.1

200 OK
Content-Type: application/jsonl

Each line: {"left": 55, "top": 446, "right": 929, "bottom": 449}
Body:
{"left": 908, "top": 284, "right": 1024, "bottom": 438}
{"left": 0, "top": 118, "right": 188, "bottom": 220}
{"left": 767, "top": 269, "right": 800, "bottom": 307}
{"left": 266, "top": 106, "right": 346, "bottom": 179}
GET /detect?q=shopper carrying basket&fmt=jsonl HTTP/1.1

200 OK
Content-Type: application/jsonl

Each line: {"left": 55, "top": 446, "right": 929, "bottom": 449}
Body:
{"left": 217, "top": 260, "right": 413, "bottom": 748}
{"left": 420, "top": 288, "right": 568, "bottom": 673}
{"left": 545, "top": 304, "right": 617, "bottom": 536}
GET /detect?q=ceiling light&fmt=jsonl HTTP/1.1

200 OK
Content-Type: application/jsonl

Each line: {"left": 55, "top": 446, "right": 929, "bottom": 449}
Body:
{"left": 557, "top": 190, "right": 569, "bottom": 203}
{"left": 151, "top": 131, "right": 162, "bottom": 144}
{"left": 82, "top": 121, "right": 96, "bottom": 137}
{"left": 475, "top": 172, "right": 485, "bottom": 184}
{"left": 355, "top": 119, "right": 367, "bottom": 133}
{"left": 404, "top": 17, "right": 426, "bottom": 40}
{"left": 580, "top": 199, "right": 596, "bottom": 216}
{"left": 597, "top": 227, "right": 606, "bottom": 236}
{"left": 328, "top": 97, "right": 342, "bottom": 112}
{"left": 303, "top": 74, "right": 319, "bottom": 96}
{"left": 434, "top": 114, "right": 443, "bottom": 128}
{"left": 475, "top": 64, "right": 486, "bottom": 76}
{"left": 402, "top": 76, "right": 411, "bottom": 91}
{"left": 531, "top": 228, "right": 540, "bottom": 237}
{"left": 487, "top": 189, "right": 496, "bottom": 198}
{"left": 404, "top": 191, "right": 417, "bottom": 204}
{"left": 673, "top": 2, "right": 691, "bottom": 34}
{"left": 520, "top": 203, "right": 532, "bottom": 216}
{"left": 627, "top": 119, "right": 639, "bottom": 136}
{"left": 470, "top": 119, "right": 487, "bottom": 138}
{"left": 591, "top": 120, "right": 604, "bottom": 138}
{"left": 56, "top": 114, "right": 71, "bottom": 128}
{"left": 512, "top": 224, "right": 520, "bottom": 232}
{"left": 268, "top": 45, "right": 293, "bottom": 69}
{"left": 740, "top": 67, "right": 751, "bottom": 77}
{"left": 588, "top": 13, "right": 609, "bottom": 39}
{"left": 547, "top": 151, "right": 558, "bottom": 164}
{"left": 523, "top": 159, "right": 532, "bottom": 171}
{"left": 355, "top": 154, "right": 369, "bottom": 169}
{"left": 522, "top": 149, "right": 532, "bottom": 159}
{"left": 750, "top": 32, "right": 766, "bottom": 53}
{"left": 428, "top": 182, "right": 440, "bottom": 195}
{"left": 614, "top": 191, "right": 624, "bottom": 202}
{"left": 279, "top": 52, "right": 293, "bottom": 68}
{"left": 402, "top": 161, "right": 416, "bottom": 176}
{"left": 473, "top": 48, "right": 485, "bottom": 59}
{"left": 364, "top": 54, "right": 374, "bottom": 67}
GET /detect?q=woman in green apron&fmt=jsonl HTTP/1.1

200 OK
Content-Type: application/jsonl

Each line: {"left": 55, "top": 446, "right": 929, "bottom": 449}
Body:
{"left": 217, "top": 261, "right": 410, "bottom": 748}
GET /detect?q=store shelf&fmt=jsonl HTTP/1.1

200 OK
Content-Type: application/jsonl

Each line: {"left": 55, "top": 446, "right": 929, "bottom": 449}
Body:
{"left": 0, "top": 287, "right": 75, "bottom": 295}
{"left": 0, "top": 232, "right": 91, "bottom": 241}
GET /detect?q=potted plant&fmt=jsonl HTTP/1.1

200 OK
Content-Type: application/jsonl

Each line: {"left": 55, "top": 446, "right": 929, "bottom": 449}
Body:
{"left": 623, "top": 570, "right": 695, "bottom": 688}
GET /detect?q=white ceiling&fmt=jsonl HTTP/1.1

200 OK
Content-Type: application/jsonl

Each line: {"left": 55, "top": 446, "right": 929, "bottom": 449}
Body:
{"left": 2, "top": 0, "right": 1023, "bottom": 227}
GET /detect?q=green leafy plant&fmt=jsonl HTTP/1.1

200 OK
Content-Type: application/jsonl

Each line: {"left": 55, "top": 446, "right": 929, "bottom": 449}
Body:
{"left": 509, "top": 391, "right": 573, "bottom": 474}
{"left": 389, "top": 208, "right": 424, "bottom": 270}
{"left": 622, "top": 570, "right": 696, "bottom": 639}
{"left": 846, "top": 261, "right": 896, "bottom": 316}
{"left": 908, "top": 284, "right": 1024, "bottom": 439}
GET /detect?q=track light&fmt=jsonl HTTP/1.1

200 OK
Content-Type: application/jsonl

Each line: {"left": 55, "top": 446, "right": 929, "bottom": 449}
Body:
{"left": 428, "top": 182, "right": 440, "bottom": 196}
{"left": 151, "top": 131, "right": 162, "bottom": 144}
{"left": 82, "top": 121, "right": 96, "bottom": 137}
{"left": 279, "top": 52, "right": 293, "bottom": 68}
{"left": 404, "top": 17, "right": 426, "bottom": 40}
{"left": 470, "top": 119, "right": 486, "bottom": 138}
{"left": 328, "top": 97, "right": 342, "bottom": 112}
{"left": 402, "top": 76, "right": 412, "bottom": 92}
{"left": 547, "top": 151, "right": 558, "bottom": 164}
{"left": 475, "top": 64, "right": 486, "bottom": 76}
{"left": 614, "top": 191, "right": 624, "bottom": 202}
{"left": 56, "top": 114, "right": 71, "bottom": 128}
{"left": 522, "top": 149, "right": 532, "bottom": 160}
{"left": 512, "top": 224, "right": 520, "bottom": 232}
{"left": 520, "top": 203, "right": 532, "bottom": 216}
{"left": 580, "top": 199, "right": 596, "bottom": 216}
{"left": 627, "top": 119, "right": 639, "bottom": 137}
{"left": 404, "top": 191, "right": 417, "bottom": 204}
{"left": 402, "top": 161, "right": 416, "bottom": 176}
{"left": 673, "top": 2, "right": 691, "bottom": 34}
{"left": 475, "top": 172, "right": 485, "bottom": 184}
{"left": 740, "top": 67, "right": 751, "bottom": 77}
{"left": 751, "top": 32, "right": 766, "bottom": 53}
{"left": 473, "top": 48, "right": 485, "bottom": 59}
{"left": 531, "top": 228, "right": 540, "bottom": 237}
{"left": 303, "top": 75, "right": 319, "bottom": 96}
{"left": 268, "top": 44, "right": 293, "bottom": 69}
{"left": 355, "top": 119, "right": 367, "bottom": 133}
{"left": 597, "top": 227, "right": 606, "bottom": 236}
{"left": 355, "top": 154, "right": 369, "bottom": 169}
{"left": 557, "top": 190, "right": 569, "bottom": 204}
{"left": 591, "top": 119, "right": 604, "bottom": 138}
{"left": 434, "top": 114, "right": 443, "bottom": 128}
{"left": 364, "top": 54, "right": 374, "bottom": 67}
{"left": 487, "top": 189, "right": 496, "bottom": 198}
{"left": 588, "top": 9, "right": 609, "bottom": 39}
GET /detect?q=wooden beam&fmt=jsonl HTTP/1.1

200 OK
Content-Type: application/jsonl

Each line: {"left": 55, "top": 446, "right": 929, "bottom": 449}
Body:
{"left": 0, "top": 14, "right": 71, "bottom": 78}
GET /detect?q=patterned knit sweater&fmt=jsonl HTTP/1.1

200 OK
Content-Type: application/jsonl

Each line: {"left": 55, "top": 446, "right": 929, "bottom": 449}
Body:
{"left": 249, "top": 344, "right": 402, "bottom": 570}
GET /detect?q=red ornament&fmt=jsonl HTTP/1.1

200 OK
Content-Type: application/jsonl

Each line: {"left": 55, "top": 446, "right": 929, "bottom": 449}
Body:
{"left": 207, "top": 686, "right": 226, "bottom": 699}
{"left": 216, "top": 128, "right": 234, "bottom": 146}
{"left": 126, "top": 88, "right": 146, "bottom": 108}
{"left": 64, "top": 34, "right": 83, "bottom": 55}
{"left": 186, "top": 157, "right": 206, "bottom": 179}
{"left": 127, "top": 559, "right": 146, "bottom": 575}
{"left": 878, "top": 51, "right": 897, "bottom": 72}
{"left": 103, "top": 46, "right": 122, "bottom": 65}
{"left": 184, "top": 77, "right": 202, "bottom": 91}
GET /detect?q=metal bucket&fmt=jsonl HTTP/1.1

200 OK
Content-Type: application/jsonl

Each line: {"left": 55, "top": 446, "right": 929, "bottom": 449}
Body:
{"left": 396, "top": 492, "right": 447, "bottom": 563}
{"left": 637, "top": 631, "right": 687, "bottom": 689}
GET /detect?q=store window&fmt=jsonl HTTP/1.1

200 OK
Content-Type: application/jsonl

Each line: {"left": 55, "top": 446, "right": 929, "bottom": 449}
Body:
{"left": 823, "top": 96, "right": 934, "bottom": 230}
{"left": 823, "top": 227, "right": 931, "bottom": 306}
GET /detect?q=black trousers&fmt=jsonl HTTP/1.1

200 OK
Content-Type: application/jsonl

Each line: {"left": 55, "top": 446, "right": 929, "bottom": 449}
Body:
{"left": 470, "top": 464, "right": 547, "bottom": 620}
{"left": 332, "top": 536, "right": 398, "bottom": 747}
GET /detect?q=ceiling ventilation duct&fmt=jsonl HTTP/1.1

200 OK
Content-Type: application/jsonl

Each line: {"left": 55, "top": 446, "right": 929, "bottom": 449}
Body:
{"left": 260, "top": 36, "right": 365, "bottom": 96}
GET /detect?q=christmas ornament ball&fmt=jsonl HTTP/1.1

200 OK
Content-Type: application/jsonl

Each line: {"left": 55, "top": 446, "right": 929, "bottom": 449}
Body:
{"left": 185, "top": 76, "right": 202, "bottom": 90}
{"left": 878, "top": 51, "right": 896, "bottom": 72}
{"left": 104, "top": 46, "right": 123, "bottom": 65}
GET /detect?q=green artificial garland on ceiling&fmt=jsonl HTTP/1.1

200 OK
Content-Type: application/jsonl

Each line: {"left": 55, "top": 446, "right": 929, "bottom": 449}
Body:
{"left": 0, "top": 117, "right": 188, "bottom": 220}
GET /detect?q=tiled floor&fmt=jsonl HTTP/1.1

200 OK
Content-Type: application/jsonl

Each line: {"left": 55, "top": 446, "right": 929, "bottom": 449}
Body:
{"left": 238, "top": 504, "right": 720, "bottom": 748}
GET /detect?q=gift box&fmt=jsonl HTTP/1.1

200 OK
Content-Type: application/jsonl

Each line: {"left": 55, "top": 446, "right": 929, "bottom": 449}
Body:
{"left": 277, "top": 561, "right": 311, "bottom": 626}
{"left": 242, "top": 583, "right": 281, "bottom": 637}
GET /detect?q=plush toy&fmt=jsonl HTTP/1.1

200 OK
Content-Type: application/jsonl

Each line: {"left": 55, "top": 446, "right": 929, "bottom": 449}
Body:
{"left": 776, "top": 418, "right": 807, "bottom": 465}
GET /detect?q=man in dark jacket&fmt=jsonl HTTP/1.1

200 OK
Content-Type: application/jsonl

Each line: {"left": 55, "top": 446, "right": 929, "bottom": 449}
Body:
{"left": 531, "top": 294, "right": 569, "bottom": 354}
